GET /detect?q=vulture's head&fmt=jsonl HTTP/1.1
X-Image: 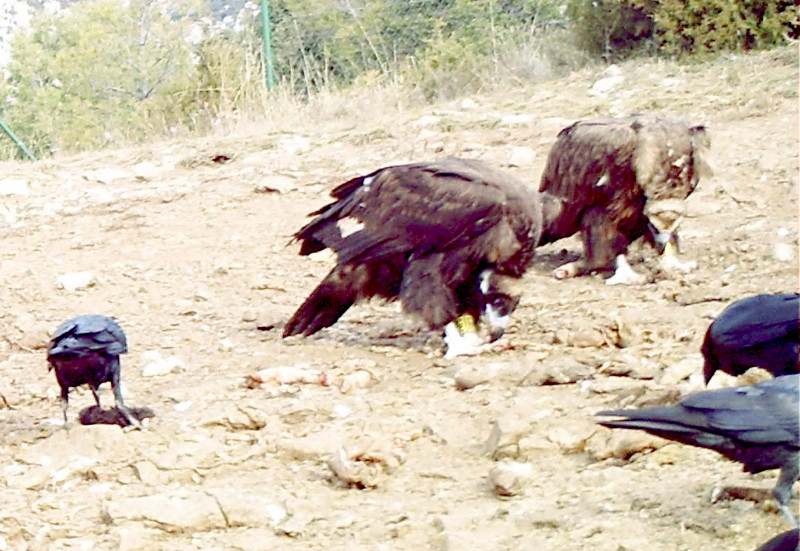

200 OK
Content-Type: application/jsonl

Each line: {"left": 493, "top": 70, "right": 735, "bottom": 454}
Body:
{"left": 479, "top": 270, "right": 522, "bottom": 342}
{"left": 645, "top": 198, "right": 685, "bottom": 256}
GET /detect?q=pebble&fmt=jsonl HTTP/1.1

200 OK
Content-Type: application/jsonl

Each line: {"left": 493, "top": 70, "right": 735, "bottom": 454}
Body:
{"left": 0, "top": 178, "right": 29, "bottom": 196}
{"left": 56, "top": 271, "right": 96, "bottom": 291}
{"left": 507, "top": 146, "right": 536, "bottom": 167}
{"left": 659, "top": 354, "right": 702, "bottom": 385}
{"left": 140, "top": 350, "right": 184, "bottom": 377}
{"left": 489, "top": 461, "right": 533, "bottom": 497}
{"left": 254, "top": 174, "right": 296, "bottom": 194}
{"left": 104, "top": 491, "right": 226, "bottom": 532}
{"left": 772, "top": 242, "right": 795, "bottom": 262}
{"left": 586, "top": 427, "right": 666, "bottom": 461}
{"left": 82, "top": 167, "right": 130, "bottom": 184}
{"left": 590, "top": 70, "right": 625, "bottom": 95}
{"left": 339, "top": 370, "right": 377, "bottom": 393}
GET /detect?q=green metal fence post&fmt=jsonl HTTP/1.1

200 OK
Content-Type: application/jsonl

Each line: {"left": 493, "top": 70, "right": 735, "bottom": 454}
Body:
{"left": 261, "top": 0, "right": 277, "bottom": 90}
{"left": 0, "top": 116, "right": 36, "bottom": 161}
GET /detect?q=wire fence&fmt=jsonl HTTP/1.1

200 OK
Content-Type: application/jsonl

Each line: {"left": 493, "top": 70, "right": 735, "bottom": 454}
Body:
{"left": 0, "top": 0, "right": 795, "bottom": 158}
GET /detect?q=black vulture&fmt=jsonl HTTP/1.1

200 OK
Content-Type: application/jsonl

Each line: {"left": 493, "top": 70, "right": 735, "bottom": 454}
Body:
{"left": 703, "top": 293, "right": 799, "bottom": 384}
{"left": 283, "top": 157, "right": 542, "bottom": 358}
{"left": 47, "top": 315, "right": 140, "bottom": 428}
{"left": 597, "top": 375, "right": 799, "bottom": 523}
{"left": 539, "top": 114, "right": 711, "bottom": 284}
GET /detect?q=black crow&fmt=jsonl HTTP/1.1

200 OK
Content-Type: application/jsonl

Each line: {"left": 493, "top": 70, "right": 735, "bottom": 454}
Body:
{"left": 597, "top": 375, "right": 799, "bottom": 523}
{"left": 47, "top": 315, "right": 140, "bottom": 428}
{"left": 754, "top": 529, "right": 799, "bottom": 551}
{"left": 702, "top": 293, "right": 799, "bottom": 384}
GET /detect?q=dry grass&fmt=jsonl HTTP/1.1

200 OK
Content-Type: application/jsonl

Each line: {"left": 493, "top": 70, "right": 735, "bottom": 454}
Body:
{"left": 28, "top": 44, "right": 796, "bottom": 169}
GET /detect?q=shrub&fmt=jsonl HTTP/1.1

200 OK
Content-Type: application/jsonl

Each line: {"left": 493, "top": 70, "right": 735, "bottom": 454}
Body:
{"left": 0, "top": 0, "right": 206, "bottom": 156}
{"left": 569, "top": 0, "right": 798, "bottom": 59}
{"left": 633, "top": 0, "right": 799, "bottom": 55}
{"left": 566, "top": 0, "right": 655, "bottom": 60}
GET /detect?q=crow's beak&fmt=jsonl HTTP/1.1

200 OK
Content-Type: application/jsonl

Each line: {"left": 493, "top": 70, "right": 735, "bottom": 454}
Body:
{"left": 703, "top": 360, "right": 717, "bottom": 386}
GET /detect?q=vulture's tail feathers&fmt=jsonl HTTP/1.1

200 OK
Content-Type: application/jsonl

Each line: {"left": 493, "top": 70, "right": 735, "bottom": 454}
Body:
{"left": 283, "top": 267, "right": 358, "bottom": 337}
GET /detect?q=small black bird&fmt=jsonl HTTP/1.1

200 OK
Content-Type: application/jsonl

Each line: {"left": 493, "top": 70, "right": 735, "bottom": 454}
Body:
{"left": 702, "top": 293, "right": 799, "bottom": 384}
{"left": 754, "top": 529, "right": 799, "bottom": 551}
{"left": 47, "top": 315, "right": 140, "bottom": 428}
{"left": 597, "top": 375, "right": 799, "bottom": 524}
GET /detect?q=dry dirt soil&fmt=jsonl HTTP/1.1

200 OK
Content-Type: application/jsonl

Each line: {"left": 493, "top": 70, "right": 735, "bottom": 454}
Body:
{"left": 0, "top": 49, "right": 796, "bottom": 550}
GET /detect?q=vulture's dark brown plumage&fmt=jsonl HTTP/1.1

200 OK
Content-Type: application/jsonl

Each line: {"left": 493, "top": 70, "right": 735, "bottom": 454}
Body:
{"left": 539, "top": 114, "right": 711, "bottom": 281}
{"left": 283, "top": 157, "right": 542, "bottom": 352}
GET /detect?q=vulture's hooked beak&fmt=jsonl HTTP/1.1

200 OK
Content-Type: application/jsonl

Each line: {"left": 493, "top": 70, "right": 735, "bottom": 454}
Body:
{"left": 647, "top": 218, "right": 681, "bottom": 256}
{"left": 479, "top": 270, "right": 522, "bottom": 343}
{"left": 483, "top": 292, "right": 521, "bottom": 342}
{"left": 484, "top": 304, "right": 511, "bottom": 343}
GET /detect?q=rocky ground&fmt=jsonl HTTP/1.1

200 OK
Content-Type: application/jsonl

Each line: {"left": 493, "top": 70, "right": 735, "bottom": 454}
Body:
{"left": 0, "top": 48, "right": 796, "bottom": 550}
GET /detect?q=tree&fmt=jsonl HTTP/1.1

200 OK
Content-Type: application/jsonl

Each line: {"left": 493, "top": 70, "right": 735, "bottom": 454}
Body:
{"left": 0, "top": 0, "right": 206, "bottom": 155}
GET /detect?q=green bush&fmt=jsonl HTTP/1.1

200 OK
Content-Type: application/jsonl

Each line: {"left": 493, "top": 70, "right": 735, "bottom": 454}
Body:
{"left": 566, "top": 0, "right": 655, "bottom": 60}
{"left": 569, "top": 0, "right": 798, "bottom": 59}
{"left": 634, "top": 0, "right": 799, "bottom": 55}
{"left": 264, "top": 0, "right": 568, "bottom": 98}
{"left": 0, "top": 0, "right": 207, "bottom": 156}
{"left": 404, "top": 31, "right": 488, "bottom": 100}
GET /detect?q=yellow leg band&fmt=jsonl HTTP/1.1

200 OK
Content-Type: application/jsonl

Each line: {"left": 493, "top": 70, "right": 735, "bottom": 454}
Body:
{"left": 455, "top": 314, "right": 477, "bottom": 335}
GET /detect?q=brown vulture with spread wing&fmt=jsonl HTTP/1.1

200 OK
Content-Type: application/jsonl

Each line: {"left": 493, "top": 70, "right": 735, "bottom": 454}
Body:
{"left": 283, "top": 157, "right": 542, "bottom": 357}
{"left": 539, "top": 114, "right": 711, "bottom": 284}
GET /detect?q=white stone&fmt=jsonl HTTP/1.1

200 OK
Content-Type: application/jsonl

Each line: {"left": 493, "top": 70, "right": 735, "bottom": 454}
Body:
{"left": 207, "top": 489, "right": 288, "bottom": 527}
{"left": 660, "top": 353, "right": 703, "bottom": 386}
{"left": 507, "top": 146, "right": 536, "bottom": 167}
{"left": 254, "top": 174, "right": 295, "bottom": 194}
{"left": 0, "top": 178, "right": 29, "bottom": 196}
{"left": 590, "top": 69, "right": 625, "bottom": 95}
{"left": 132, "top": 161, "right": 160, "bottom": 180}
{"left": 499, "top": 114, "right": 534, "bottom": 126}
{"left": 413, "top": 115, "right": 440, "bottom": 127}
{"left": 56, "top": 271, "right": 96, "bottom": 291}
{"left": 772, "top": 242, "right": 795, "bottom": 262}
{"left": 104, "top": 491, "right": 226, "bottom": 531}
{"left": 82, "top": 168, "right": 130, "bottom": 184}
{"left": 279, "top": 135, "right": 311, "bottom": 155}
{"left": 141, "top": 350, "right": 184, "bottom": 377}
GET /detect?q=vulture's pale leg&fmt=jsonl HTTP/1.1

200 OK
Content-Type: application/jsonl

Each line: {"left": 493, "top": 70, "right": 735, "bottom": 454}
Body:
{"left": 659, "top": 242, "right": 697, "bottom": 273}
{"left": 606, "top": 255, "right": 645, "bottom": 285}
{"left": 553, "top": 260, "right": 583, "bottom": 280}
{"left": 444, "top": 315, "right": 485, "bottom": 359}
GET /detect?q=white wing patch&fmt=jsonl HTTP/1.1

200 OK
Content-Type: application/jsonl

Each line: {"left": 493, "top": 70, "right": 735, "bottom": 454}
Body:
{"left": 337, "top": 217, "right": 365, "bottom": 238}
{"left": 362, "top": 175, "right": 375, "bottom": 190}
{"left": 479, "top": 269, "right": 493, "bottom": 294}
